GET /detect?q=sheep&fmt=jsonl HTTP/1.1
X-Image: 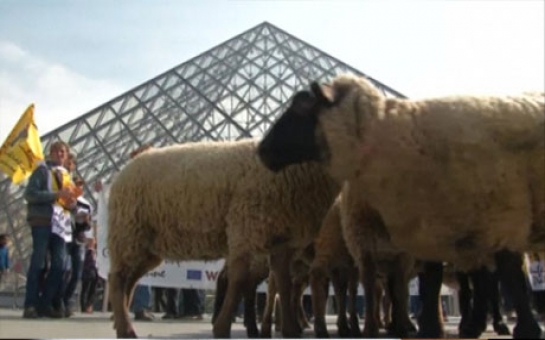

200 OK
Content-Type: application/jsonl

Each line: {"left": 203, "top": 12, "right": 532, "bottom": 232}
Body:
{"left": 339, "top": 181, "right": 418, "bottom": 337}
{"left": 107, "top": 138, "right": 339, "bottom": 338}
{"left": 260, "top": 245, "right": 315, "bottom": 338}
{"left": 308, "top": 195, "right": 362, "bottom": 338}
{"left": 309, "top": 190, "right": 418, "bottom": 338}
{"left": 256, "top": 74, "right": 544, "bottom": 339}
{"left": 212, "top": 255, "right": 270, "bottom": 338}
{"left": 212, "top": 253, "right": 312, "bottom": 339}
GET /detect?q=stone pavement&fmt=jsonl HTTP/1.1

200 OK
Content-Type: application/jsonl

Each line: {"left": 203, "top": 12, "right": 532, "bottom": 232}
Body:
{"left": 0, "top": 308, "right": 527, "bottom": 339}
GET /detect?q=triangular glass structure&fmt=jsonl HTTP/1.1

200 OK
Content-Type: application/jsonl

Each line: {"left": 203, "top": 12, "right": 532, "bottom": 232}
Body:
{"left": 0, "top": 21, "right": 405, "bottom": 275}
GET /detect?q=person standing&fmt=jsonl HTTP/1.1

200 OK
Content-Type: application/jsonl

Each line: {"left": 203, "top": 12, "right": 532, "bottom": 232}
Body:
{"left": 80, "top": 237, "right": 99, "bottom": 313}
{"left": 0, "top": 234, "right": 10, "bottom": 285}
{"left": 22, "top": 141, "right": 76, "bottom": 318}
{"left": 61, "top": 157, "right": 92, "bottom": 316}
{"left": 130, "top": 284, "right": 155, "bottom": 321}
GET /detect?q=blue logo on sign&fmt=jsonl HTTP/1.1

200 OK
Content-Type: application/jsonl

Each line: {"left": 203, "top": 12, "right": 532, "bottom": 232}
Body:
{"left": 187, "top": 269, "right": 202, "bottom": 280}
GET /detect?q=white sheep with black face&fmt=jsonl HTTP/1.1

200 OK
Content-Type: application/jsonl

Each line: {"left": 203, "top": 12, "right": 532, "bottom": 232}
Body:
{"left": 257, "top": 74, "right": 544, "bottom": 339}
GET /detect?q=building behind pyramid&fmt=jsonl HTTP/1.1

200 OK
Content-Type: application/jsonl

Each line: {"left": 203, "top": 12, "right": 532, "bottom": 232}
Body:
{"left": 0, "top": 22, "right": 405, "bottom": 285}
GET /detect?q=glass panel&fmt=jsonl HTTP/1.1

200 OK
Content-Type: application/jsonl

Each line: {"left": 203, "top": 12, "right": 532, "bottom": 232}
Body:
{"left": 142, "top": 84, "right": 160, "bottom": 102}
{"left": 84, "top": 110, "right": 102, "bottom": 128}
{"left": 120, "top": 96, "right": 138, "bottom": 114}
{"left": 97, "top": 107, "right": 116, "bottom": 127}
{"left": 56, "top": 124, "right": 77, "bottom": 143}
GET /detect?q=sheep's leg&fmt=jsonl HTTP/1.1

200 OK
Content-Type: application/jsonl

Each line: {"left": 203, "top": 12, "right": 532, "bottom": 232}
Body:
{"left": 416, "top": 261, "right": 445, "bottom": 338}
{"left": 243, "top": 279, "right": 260, "bottom": 339}
{"left": 309, "top": 264, "right": 330, "bottom": 338}
{"left": 494, "top": 250, "right": 541, "bottom": 339}
{"left": 292, "top": 273, "right": 310, "bottom": 330}
{"left": 212, "top": 266, "right": 229, "bottom": 325}
{"left": 462, "top": 267, "right": 489, "bottom": 338}
{"left": 213, "top": 256, "right": 249, "bottom": 338}
{"left": 109, "top": 271, "right": 136, "bottom": 339}
{"left": 456, "top": 271, "right": 473, "bottom": 337}
{"left": 386, "top": 258, "right": 414, "bottom": 337}
{"left": 331, "top": 268, "right": 350, "bottom": 338}
{"left": 110, "top": 256, "right": 162, "bottom": 339}
{"left": 360, "top": 252, "right": 380, "bottom": 338}
{"left": 490, "top": 271, "right": 510, "bottom": 336}
{"left": 346, "top": 267, "right": 362, "bottom": 337}
{"left": 270, "top": 247, "right": 302, "bottom": 338}
{"left": 260, "top": 271, "right": 276, "bottom": 338}
{"left": 246, "top": 268, "right": 270, "bottom": 339}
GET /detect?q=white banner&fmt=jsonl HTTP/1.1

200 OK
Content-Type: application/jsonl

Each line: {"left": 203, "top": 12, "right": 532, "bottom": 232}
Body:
{"left": 96, "top": 186, "right": 452, "bottom": 295}
{"left": 525, "top": 254, "right": 545, "bottom": 291}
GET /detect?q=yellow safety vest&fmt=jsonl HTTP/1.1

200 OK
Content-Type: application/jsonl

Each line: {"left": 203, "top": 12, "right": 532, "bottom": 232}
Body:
{"left": 50, "top": 167, "right": 73, "bottom": 210}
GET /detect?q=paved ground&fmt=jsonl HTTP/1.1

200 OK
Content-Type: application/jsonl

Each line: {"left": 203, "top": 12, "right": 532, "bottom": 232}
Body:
{"left": 0, "top": 308, "right": 535, "bottom": 339}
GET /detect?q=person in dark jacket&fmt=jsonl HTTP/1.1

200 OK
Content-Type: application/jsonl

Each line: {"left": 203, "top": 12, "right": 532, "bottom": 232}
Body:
{"left": 80, "top": 237, "right": 98, "bottom": 313}
{"left": 22, "top": 140, "right": 76, "bottom": 319}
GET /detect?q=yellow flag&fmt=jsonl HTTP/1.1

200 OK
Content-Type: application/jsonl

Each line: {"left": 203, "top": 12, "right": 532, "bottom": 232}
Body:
{"left": 0, "top": 104, "right": 45, "bottom": 184}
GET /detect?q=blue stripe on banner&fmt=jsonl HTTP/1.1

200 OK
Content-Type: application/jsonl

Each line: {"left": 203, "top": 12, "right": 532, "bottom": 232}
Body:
{"left": 186, "top": 269, "right": 202, "bottom": 280}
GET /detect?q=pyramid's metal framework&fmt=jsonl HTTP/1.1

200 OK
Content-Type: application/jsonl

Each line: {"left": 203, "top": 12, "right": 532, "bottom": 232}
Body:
{"left": 0, "top": 22, "right": 405, "bottom": 278}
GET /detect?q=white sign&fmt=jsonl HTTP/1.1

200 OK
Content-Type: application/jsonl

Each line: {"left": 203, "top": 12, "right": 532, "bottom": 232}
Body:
{"left": 51, "top": 204, "right": 73, "bottom": 242}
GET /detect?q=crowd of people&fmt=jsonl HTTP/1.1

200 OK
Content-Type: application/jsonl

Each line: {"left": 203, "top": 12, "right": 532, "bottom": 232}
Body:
{"left": 5, "top": 140, "right": 205, "bottom": 321}
{"left": 19, "top": 141, "right": 99, "bottom": 318}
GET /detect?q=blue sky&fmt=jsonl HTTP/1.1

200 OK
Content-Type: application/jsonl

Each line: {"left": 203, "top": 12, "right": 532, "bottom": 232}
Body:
{"left": 0, "top": 0, "right": 543, "bottom": 142}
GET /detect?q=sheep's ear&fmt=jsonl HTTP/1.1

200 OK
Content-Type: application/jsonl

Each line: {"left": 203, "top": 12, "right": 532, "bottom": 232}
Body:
{"left": 311, "top": 82, "right": 335, "bottom": 105}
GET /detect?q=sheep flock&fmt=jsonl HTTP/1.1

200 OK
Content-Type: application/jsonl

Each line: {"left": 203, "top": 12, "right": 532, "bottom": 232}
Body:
{"left": 107, "top": 73, "right": 544, "bottom": 339}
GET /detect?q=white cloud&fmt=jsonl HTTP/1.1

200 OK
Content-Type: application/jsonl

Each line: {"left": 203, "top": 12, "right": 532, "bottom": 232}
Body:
{"left": 0, "top": 40, "right": 124, "bottom": 144}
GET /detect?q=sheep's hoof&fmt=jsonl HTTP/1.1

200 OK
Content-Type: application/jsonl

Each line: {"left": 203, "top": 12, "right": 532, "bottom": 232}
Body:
{"left": 314, "top": 329, "right": 330, "bottom": 338}
{"left": 416, "top": 325, "right": 445, "bottom": 339}
{"left": 117, "top": 329, "right": 137, "bottom": 339}
{"left": 260, "top": 327, "right": 272, "bottom": 338}
{"left": 513, "top": 320, "right": 542, "bottom": 339}
{"left": 246, "top": 325, "right": 259, "bottom": 339}
{"left": 336, "top": 325, "right": 350, "bottom": 338}
{"left": 493, "top": 322, "right": 511, "bottom": 336}
{"left": 349, "top": 327, "right": 362, "bottom": 338}
{"left": 212, "top": 325, "right": 231, "bottom": 339}
{"left": 349, "top": 317, "right": 361, "bottom": 337}
{"left": 459, "top": 322, "right": 485, "bottom": 339}
{"left": 385, "top": 322, "right": 411, "bottom": 338}
{"left": 362, "top": 326, "right": 379, "bottom": 338}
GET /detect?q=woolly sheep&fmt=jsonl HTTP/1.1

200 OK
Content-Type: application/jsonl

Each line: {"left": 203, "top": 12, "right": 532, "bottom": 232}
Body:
{"left": 260, "top": 245, "right": 315, "bottom": 338}
{"left": 257, "top": 74, "right": 544, "bottom": 338}
{"left": 307, "top": 194, "right": 362, "bottom": 338}
{"left": 107, "top": 138, "right": 339, "bottom": 338}
{"left": 340, "top": 181, "right": 417, "bottom": 337}
{"left": 212, "top": 255, "right": 269, "bottom": 338}
{"left": 212, "top": 253, "right": 311, "bottom": 339}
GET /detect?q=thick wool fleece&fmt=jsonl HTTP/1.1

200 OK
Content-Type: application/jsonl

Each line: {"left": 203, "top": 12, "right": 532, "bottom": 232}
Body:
{"left": 317, "top": 74, "right": 544, "bottom": 270}
{"left": 107, "top": 138, "right": 339, "bottom": 272}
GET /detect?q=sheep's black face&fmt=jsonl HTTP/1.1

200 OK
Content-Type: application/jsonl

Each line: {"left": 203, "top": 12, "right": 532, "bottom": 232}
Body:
{"left": 258, "top": 85, "right": 333, "bottom": 172}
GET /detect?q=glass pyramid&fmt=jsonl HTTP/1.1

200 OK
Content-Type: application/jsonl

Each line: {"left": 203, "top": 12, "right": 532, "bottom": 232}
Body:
{"left": 0, "top": 21, "right": 405, "bottom": 277}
